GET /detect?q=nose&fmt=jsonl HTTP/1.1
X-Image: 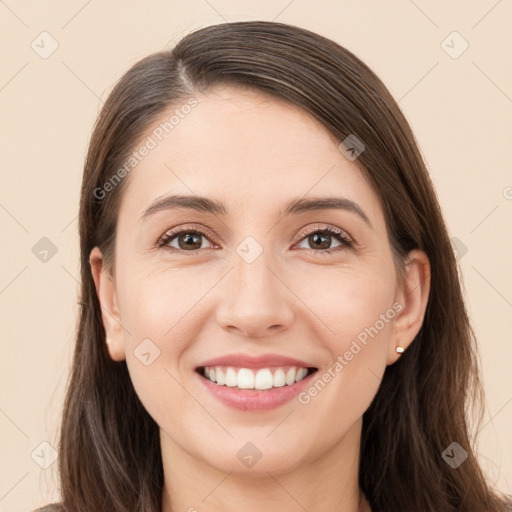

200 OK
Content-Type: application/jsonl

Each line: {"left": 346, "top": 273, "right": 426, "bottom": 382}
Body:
{"left": 215, "top": 254, "right": 294, "bottom": 339}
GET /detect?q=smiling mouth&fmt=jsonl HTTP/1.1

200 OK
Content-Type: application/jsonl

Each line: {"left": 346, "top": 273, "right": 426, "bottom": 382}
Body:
{"left": 195, "top": 365, "right": 318, "bottom": 391}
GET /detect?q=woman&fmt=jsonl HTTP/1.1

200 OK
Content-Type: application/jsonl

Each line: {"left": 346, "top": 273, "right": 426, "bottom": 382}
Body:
{"left": 35, "top": 21, "right": 511, "bottom": 512}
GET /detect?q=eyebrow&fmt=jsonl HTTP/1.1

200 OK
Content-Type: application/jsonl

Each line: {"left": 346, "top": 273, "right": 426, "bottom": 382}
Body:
{"left": 140, "top": 194, "right": 373, "bottom": 229}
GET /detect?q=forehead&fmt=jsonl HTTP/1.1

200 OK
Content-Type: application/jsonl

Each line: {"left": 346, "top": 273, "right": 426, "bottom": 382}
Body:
{"left": 116, "top": 86, "right": 383, "bottom": 226}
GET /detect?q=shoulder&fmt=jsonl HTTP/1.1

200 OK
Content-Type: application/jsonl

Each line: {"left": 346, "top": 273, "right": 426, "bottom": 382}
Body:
{"left": 32, "top": 503, "right": 66, "bottom": 512}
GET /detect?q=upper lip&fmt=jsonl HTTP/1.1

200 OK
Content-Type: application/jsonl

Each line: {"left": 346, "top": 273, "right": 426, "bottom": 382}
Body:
{"left": 196, "top": 353, "right": 317, "bottom": 370}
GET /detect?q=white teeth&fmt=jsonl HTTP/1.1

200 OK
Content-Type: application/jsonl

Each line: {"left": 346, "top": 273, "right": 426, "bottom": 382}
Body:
{"left": 273, "top": 368, "right": 286, "bottom": 387}
{"left": 254, "top": 369, "right": 273, "bottom": 390}
{"left": 295, "top": 368, "right": 308, "bottom": 382}
{"left": 225, "top": 367, "right": 238, "bottom": 387}
{"left": 216, "top": 367, "right": 226, "bottom": 385}
{"left": 285, "top": 367, "right": 296, "bottom": 385}
{"left": 202, "top": 366, "right": 311, "bottom": 390}
{"left": 237, "top": 368, "right": 255, "bottom": 389}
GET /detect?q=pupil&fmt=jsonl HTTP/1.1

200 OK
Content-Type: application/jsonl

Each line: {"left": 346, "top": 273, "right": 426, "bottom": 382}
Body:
{"left": 180, "top": 233, "right": 200, "bottom": 249}
{"left": 311, "top": 233, "right": 329, "bottom": 249}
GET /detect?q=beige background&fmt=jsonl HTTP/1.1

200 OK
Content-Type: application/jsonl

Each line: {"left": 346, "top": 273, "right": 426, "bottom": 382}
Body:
{"left": 1, "top": 1, "right": 511, "bottom": 510}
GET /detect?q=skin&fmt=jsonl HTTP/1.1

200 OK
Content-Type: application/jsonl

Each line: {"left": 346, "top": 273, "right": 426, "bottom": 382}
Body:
{"left": 90, "top": 86, "right": 430, "bottom": 512}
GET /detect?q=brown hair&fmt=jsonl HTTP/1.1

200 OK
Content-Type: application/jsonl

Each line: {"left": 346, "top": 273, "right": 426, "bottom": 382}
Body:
{"left": 36, "top": 21, "right": 510, "bottom": 512}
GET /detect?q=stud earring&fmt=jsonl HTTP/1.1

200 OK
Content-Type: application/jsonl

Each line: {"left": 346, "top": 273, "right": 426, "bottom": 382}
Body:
{"left": 106, "top": 337, "right": 112, "bottom": 344}
{"left": 395, "top": 345, "right": 405, "bottom": 354}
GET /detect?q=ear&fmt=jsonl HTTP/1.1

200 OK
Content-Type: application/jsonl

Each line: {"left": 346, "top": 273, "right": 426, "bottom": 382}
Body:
{"left": 89, "top": 247, "right": 126, "bottom": 361}
{"left": 387, "top": 249, "right": 431, "bottom": 365}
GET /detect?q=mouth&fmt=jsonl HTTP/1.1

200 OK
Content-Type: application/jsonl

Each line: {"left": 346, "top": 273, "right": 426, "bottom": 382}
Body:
{"left": 195, "top": 365, "right": 318, "bottom": 391}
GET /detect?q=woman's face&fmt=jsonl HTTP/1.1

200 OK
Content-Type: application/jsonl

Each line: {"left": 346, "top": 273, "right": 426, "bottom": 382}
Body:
{"left": 92, "top": 86, "right": 428, "bottom": 476}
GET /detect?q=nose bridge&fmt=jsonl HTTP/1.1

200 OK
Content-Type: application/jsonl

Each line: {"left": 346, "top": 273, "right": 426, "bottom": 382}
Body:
{"left": 236, "top": 246, "right": 273, "bottom": 292}
{"left": 231, "top": 238, "right": 280, "bottom": 305}
{"left": 215, "top": 235, "right": 293, "bottom": 337}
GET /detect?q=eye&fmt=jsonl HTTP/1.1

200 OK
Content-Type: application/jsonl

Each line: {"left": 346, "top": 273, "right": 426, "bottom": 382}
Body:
{"left": 157, "top": 223, "right": 354, "bottom": 255}
{"left": 157, "top": 225, "right": 217, "bottom": 254}
{"left": 293, "top": 224, "right": 354, "bottom": 255}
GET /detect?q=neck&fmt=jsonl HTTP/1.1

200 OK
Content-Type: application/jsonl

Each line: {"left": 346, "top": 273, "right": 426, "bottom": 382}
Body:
{"left": 160, "top": 418, "right": 370, "bottom": 512}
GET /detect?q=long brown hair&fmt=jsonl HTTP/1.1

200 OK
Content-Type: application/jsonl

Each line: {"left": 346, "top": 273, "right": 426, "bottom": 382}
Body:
{"left": 36, "top": 21, "right": 510, "bottom": 512}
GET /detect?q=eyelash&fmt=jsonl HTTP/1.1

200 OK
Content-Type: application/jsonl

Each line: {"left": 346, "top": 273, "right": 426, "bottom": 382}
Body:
{"left": 156, "top": 224, "right": 354, "bottom": 256}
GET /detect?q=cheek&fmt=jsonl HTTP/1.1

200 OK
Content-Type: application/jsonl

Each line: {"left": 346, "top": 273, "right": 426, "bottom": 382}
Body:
{"left": 118, "top": 268, "right": 208, "bottom": 435}
{"left": 117, "top": 261, "right": 203, "bottom": 339}
{"left": 300, "top": 260, "right": 397, "bottom": 348}
{"left": 293, "top": 270, "right": 396, "bottom": 447}
{"left": 115, "top": 263, "right": 194, "bottom": 392}
{"left": 334, "top": 280, "right": 395, "bottom": 355}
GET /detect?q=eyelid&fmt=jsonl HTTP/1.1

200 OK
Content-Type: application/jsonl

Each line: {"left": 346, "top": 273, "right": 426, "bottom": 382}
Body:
{"left": 294, "top": 223, "right": 354, "bottom": 244}
{"left": 157, "top": 223, "right": 220, "bottom": 248}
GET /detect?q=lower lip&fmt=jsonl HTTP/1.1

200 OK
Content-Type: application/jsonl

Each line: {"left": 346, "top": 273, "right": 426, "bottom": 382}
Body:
{"left": 195, "top": 370, "right": 317, "bottom": 411}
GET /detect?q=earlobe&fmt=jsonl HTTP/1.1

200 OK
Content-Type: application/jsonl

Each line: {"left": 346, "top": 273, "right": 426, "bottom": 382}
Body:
{"left": 387, "top": 249, "right": 431, "bottom": 365}
{"left": 89, "top": 247, "right": 126, "bottom": 362}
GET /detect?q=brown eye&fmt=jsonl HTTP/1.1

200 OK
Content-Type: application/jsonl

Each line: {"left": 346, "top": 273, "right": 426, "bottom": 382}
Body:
{"left": 157, "top": 224, "right": 353, "bottom": 256}
{"left": 158, "top": 229, "right": 214, "bottom": 253}
{"left": 294, "top": 225, "right": 354, "bottom": 254}
{"left": 175, "top": 232, "right": 204, "bottom": 250}
{"left": 305, "top": 232, "right": 336, "bottom": 250}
